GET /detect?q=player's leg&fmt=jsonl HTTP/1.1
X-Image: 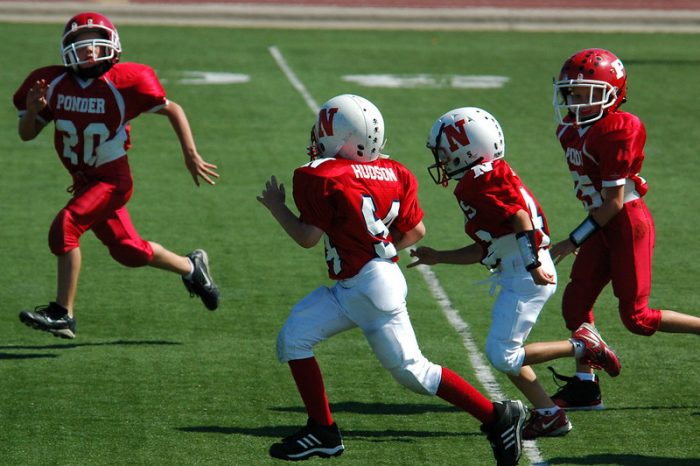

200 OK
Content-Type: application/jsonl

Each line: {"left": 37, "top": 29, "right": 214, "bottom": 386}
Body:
{"left": 552, "top": 233, "right": 612, "bottom": 409}
{"left": 482, "top": 264, "right": 570, "bottom": 440}
{"left": 93, "top": 206, "right": 220, "bottom": 310}
{"left": 149, "top": 243, "right": 220, "bottom": 311}
{"left": 346, "top": 260, "right": 524, "bottom": 466}
{"left": 610, "top": 200, "right": 700, "bottom": 335}
{"left": 271, "top": 286, "right": 354, "bottom": 461}
{"left": 19, "top": 179, "right": 119, "bottom": 338}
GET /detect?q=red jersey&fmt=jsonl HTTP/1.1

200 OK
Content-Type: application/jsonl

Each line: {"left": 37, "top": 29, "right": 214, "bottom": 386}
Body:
{"left": 556, "top": 111, "right": 648, "bottom": 211}
{"left": 453, "top": 159, "right": 550, "bottom": 264}
{"left": 13, "top": 63, "right": 167, "bottom": 176}
{"left": 293, "top": 156, "right": 424, "bottom": 280}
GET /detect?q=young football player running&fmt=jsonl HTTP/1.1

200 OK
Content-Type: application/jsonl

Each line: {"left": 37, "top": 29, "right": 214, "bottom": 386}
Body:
{"left": 257, "top": 94, "right": 526, "bottom": 465}
{"left": 408, "top": 107, "right": 620, "bottom": 439}
{"left": 548, "top": 48, "right": 700, "bottom": 409}
{"left": 13, "top": 11, "right": 221, "bottom": 339}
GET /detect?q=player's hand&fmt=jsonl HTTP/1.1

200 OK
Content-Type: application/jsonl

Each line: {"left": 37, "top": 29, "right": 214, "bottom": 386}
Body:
{"left": 529, "top": 266, "right": 557, "bottom": 285}
{"left": 407, "top": 246, "right": 439, "bottom": 268}
{"left": 257, "top": 175, "right": 286, "bottom": 209}
{"left": 550, "top": 239, "right": 578, "bottom": 265}
{"left": 26, "top": 79, "right": 49, "bottom": 115}
{"left": 185, "top": 151, "right": 219, "bottom": 186}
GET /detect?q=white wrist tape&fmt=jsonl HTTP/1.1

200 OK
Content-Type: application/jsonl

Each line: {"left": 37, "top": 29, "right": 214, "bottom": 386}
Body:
{"left": 569, "top": 216, "right": 600, "bottom": 247}
{"left": 516, "top": 230, "right": 541, "bottom": 271}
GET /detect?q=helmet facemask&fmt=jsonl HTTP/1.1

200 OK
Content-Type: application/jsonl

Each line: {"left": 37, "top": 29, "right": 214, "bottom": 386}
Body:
{"left": 553, "top": 78, "right": 619, "bottom": 126}
{"left": 553, "top": 48, "right": 627, "bottom": 127}
{"left": 61, "top": 13, "right": 121, "bottom": 79}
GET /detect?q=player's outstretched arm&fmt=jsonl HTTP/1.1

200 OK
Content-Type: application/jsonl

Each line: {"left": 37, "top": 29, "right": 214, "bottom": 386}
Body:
{"left": 408, "top": 243, "right": 481, "bottom": 268}
{"left": 257, "top": 175, "right": 323, "bottom": 248}
{"left": 156, "top": 100, "right": 219, "bottom": 186}
{"left": 18, "top": 79, "right": 48, "bottom": 141}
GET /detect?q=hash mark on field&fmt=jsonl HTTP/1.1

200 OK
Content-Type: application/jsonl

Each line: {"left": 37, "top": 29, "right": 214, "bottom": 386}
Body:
{"left": 269, "top": 44, "right": 547, "bottom": 466}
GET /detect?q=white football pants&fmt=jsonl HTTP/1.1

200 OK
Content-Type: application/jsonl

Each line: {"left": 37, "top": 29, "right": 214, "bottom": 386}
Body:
{"left": 277, "top": 258, "right": 443, "bottom": 395}
{"left": 485, "top": 249, "right": 557, "bottom": 376}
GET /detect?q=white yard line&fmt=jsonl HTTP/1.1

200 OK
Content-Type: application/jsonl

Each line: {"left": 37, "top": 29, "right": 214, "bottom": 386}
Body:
{"left": 269, "top": 44, "right": 548, "bottom": 466}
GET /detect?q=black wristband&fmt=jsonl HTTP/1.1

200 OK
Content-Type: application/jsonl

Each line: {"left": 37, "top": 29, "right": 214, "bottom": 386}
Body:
{"left": 569, "top": 215, "right": 600, "bottom": 247}
{"left": 516, "top": 230, "right": 542, "bottom": 271}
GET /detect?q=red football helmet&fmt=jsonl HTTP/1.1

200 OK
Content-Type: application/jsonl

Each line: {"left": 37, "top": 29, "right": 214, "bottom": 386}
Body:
{"left": 553, "top": 48, "right": 627, "bottom": 126}
{"left": 61, "top": 11, "right": 121, "bottom": 76}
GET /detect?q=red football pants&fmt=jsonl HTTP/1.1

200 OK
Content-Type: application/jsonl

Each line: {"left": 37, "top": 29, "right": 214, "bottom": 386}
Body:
{"left": 562, "top": 199, "right": 662, "bottom": 336}
{"left": 48, "top": 157, "right": 154, "bottom": 267}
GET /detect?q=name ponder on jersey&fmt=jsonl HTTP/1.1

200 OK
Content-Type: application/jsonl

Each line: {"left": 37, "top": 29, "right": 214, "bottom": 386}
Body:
{"left": 56, "top": 94, "right": 106, "bottom": 114}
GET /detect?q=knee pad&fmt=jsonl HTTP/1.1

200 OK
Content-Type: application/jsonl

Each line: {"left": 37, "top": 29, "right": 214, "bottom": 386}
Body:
{"left": 619, "top": 304, "right": 660, "bottom": 336}
{"left": 485, "top": 338, "right": 524, "bottom": 376}
{"left": 276, "top": 323, "right": 315, "bottom": 364}
{"left": 108, "top": 240, "right": 153, "bottom": 267}
{"left": 388, "top": 358, "right": 442, "bottom": 395}
{"left": 49, "top": 209, "right": 83, "bottom": 255}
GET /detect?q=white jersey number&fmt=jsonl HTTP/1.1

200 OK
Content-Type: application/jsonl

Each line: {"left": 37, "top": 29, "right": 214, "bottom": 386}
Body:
{"left": 55, "top": 119, "right": 109, "bottom": 167}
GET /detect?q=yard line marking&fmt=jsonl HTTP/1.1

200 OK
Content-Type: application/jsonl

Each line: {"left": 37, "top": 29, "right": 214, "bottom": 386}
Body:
{"left": 269, "top": 44, "right": 547, "bottom": 466}
{"left": 269, "top": 45, "right": 319, "bottom": 113}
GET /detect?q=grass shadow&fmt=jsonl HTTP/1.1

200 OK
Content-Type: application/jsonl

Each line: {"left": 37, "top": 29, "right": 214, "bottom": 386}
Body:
{"left": 0, "top": 340, "right": 183, "bottom": 350}
{"left": 176, "top": 425, "right": 478, "bottom": 441}
{"left": 548, "top": 454, "right": 700, "bottom": 465}
{"left": 271, "top": 401, "right": 459, "bottom": 415}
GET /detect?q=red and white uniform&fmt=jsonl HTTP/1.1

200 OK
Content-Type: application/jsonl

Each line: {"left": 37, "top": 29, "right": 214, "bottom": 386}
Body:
{"left": 13, "top": 63, "right": 166, "bottom": 265}
{"left": 556, "top": 111, "right": 661, "bottom": 335}
{"left": 453, "top": 159, "right": 556, "bottom": 375}
{"left": 293, "top": 156, "right": 423, "bottom": 280}
{"left": 277, "top": 156, "right": 443, "bottom": 396}
{"left": 454, "top": 159, "right": 550, "bottom": 267}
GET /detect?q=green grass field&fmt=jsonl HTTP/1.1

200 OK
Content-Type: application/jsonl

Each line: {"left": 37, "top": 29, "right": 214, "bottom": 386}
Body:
{"left": 1, "top": 22, "right": 699, "bottom": 466}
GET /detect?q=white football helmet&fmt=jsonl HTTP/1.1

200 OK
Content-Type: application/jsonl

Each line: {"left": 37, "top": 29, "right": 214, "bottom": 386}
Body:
{"left": 310, "top": 94, "right": 385, "bottom": 163}
{"left": 426, "top": 107, "right": 505, "bottom": 185}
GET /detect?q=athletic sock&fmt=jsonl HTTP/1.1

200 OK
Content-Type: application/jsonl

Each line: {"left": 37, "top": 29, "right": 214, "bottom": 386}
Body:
{"left": 436, "top": 367, "right": 497, "bottom": 425}
{"left": 184, "top": 258, "right": 195, "bottom": 280}
{"left": 570, "top": 338, "right": 585, "bottom": 359}
{"left": 288, "top": 357, "right": 334, "bottom": 426}
{"left": 575, "top": 371, "right": 596, "bottom": 382}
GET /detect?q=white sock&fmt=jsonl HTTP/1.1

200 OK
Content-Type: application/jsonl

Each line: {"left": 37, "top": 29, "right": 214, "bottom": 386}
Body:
{"left": 575, "top": 371, "right": 596, "bottom": 382}
{"left": 184, "top": 258, "right": 195, "bottom": 279}
{"left": 570, "top": 338, "right": 585, "bottom": 359}
{"left": 535, "top": 406, "right": 561, "bottom": 416}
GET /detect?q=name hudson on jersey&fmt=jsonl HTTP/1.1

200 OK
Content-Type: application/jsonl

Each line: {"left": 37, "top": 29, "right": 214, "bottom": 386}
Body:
{"left": 56, "top": 94, "right": 106, "bottom": 114}
{"left": 351, "top": 164, "right": 398, "bottom": 181}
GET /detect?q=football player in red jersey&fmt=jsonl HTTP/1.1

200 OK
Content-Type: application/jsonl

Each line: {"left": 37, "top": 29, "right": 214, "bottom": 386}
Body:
{"left": 549, "top": 48, "right": 700, "bottom": 409}
{"left": 258, "top": 94, "right": 526, "bottom": 465}
{"left": 13, "top": 12, "right": 221, "bottom": 339}
{"left": 409, "top": 107, "right": 620, "bottom": 439}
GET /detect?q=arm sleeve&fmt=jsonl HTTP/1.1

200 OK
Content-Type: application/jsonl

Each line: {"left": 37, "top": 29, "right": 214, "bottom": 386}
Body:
{"left": 591, "top": 117, "right": 646, "bottom": 186}
{"left": 121, "top": 64, "right": 168, "bottom": 120}
{"left": 293, "top": 169, "right": 334, "bottom": 231}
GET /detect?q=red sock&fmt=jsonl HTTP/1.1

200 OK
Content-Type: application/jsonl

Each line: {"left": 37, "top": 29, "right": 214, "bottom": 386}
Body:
{"left": 436, "top": 367, "right": 496, "bottom": 425}
{"left": 288, "top": 357, "right": 334, "bottom": 426}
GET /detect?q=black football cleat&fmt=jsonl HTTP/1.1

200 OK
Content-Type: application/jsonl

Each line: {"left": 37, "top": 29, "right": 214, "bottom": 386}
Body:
{"left": 482, "top": 400, "right": 526, "bottom": 466}
{"left": 182, "top": 249, "right": 220, "bottom": 311}
{"left": 19, "top": 302, "right": 76, "bottom": 339}
{"left": 269, "top": 418, "right": 344, "bottom": 461}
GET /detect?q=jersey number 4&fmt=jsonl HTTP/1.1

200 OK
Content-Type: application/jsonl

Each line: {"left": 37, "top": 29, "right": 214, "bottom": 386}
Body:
{"left": 324, "top": 194, "right": 400, "bottom": 275}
